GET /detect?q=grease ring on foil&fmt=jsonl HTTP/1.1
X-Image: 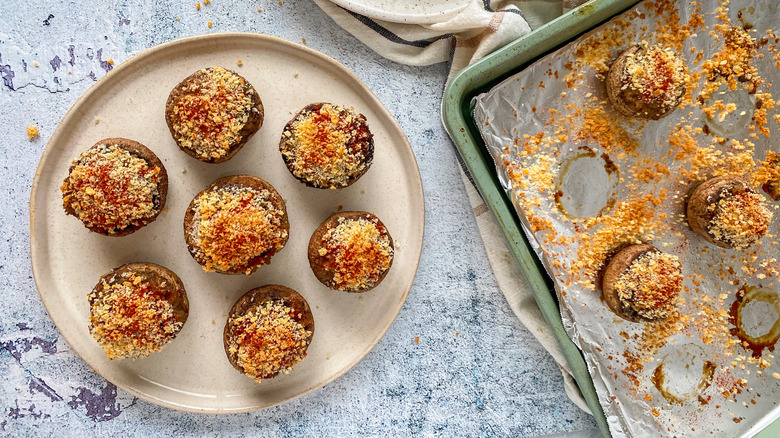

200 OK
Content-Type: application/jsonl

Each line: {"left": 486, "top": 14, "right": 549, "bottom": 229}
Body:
{"left": 729, "top": 286, "right": 780, "bottom": 357}
{"left": 554, "top": 147, "right": 619, "bottom": 219}
{"left": 651, "top": 344, "right": 715, "bottom": 405}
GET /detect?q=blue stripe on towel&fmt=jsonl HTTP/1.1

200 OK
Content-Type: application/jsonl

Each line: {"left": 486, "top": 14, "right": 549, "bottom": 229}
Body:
{"left": 342, "top": 7, "right": 454, "bottom": 48}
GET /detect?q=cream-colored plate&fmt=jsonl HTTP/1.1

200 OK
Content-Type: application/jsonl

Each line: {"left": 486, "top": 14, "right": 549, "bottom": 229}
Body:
{"left": 329, "top": 0, "right": 470, "bottom": 24}
{"left": 29, "top": 33, "right": 424, "bottom": 413}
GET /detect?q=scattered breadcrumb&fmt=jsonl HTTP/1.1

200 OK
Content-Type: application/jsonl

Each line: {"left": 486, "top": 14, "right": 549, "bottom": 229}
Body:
{"left": 207, "top": 21, "right": 213, "bottom": 28}
{"left": 302, "top": 38, "right": 306, "bottom": 44}
{"left": 33, "top": 61, "right": 39, "bottom": 67}
{"left": 196, "top": 2, "right": 201, "bottom": 10}
{"left": 26, "top": 126, "right": 39, "bottom": 139}
{"left": 237, "top": 59, "right": 243, "bottom": 67}
{"left": 107, "top": 58, "right": 114, "bottom": 65}
{"left": 414, "top": 336, "right": 420, "bottom": 344}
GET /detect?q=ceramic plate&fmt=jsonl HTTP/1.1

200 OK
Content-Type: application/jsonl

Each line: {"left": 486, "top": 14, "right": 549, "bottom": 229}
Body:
{"left": 29, "top": 33, "right": 424, "bottom": 413}
{"left": 329, "top": 0, "right": 470, "bottom": 24}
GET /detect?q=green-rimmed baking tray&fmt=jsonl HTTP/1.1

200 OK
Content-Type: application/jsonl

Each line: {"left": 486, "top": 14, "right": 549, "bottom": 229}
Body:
{"left": 441, "top": 0, "right": 780, "bottom": 437}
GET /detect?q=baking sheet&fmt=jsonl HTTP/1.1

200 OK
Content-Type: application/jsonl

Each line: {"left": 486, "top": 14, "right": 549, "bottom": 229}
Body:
{"left": 473, "top": 0, "right": 780, "bottom": 436}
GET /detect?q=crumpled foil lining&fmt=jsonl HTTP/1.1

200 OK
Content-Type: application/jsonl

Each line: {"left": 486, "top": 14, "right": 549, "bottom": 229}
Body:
{"left": 473, "top": 0, "right": 780, "bottom": 436}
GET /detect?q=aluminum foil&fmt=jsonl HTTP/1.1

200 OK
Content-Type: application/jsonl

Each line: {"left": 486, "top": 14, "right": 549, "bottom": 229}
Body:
{"left": 473, "top": 0, "right": 780, "bottom": 436}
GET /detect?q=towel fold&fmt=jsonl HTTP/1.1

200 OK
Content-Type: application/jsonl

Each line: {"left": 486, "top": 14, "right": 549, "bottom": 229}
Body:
{"left": 313, "top": 0, "right": 588, "bottom": 79}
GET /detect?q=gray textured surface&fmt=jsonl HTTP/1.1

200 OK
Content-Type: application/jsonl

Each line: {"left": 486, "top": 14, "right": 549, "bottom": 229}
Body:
{"left": 0, "top": 0, "right": 597, "bottom": 436}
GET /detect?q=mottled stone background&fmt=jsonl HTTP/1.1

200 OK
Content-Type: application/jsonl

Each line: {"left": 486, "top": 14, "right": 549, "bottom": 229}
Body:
{"left": 0, "top": 1, "right": 598, "bottom": 436}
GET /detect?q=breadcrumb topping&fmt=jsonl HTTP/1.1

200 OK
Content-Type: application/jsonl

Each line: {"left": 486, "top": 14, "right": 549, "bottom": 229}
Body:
{"left": 613, "top": 41, "right": 687, "bottom": 119}
{"left": 319, "top": 216, "right": 393, "bottom": 292}
{"left": 227, "top": 299, "right": 311, "bottom": 380}
{"left": 623, "top": 42, "right": 686, "bottom": 106}
{"left": 169, "top": 67, "right": 257, "bottom": 160}
{"left": 708, "top": 190, "right": 773, "bottom": 251}
{"left": 281, "top": 103, "right": 372, "bottom": 188}
{"left": 61, "top": 144, "right": 160, "bottom": 233}
{"left": 615, "top": 250, "right": 683, "bottom": 320}
{"left": 88, "top": 272, "right": 182, "bottom": 360}
{"left": 191, "top": 186, "right": 287, "bottom": 273}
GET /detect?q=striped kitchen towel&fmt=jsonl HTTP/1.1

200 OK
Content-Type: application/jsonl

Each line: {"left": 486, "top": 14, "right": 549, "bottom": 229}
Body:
{"left": 312, "top": 0, "right": 589, "bottom": 80}
{"left": 313, "top": 0, "right": 594, "bottom": 414}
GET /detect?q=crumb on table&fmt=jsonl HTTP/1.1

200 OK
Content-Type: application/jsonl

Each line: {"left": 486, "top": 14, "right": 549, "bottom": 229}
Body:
{"left": 26, "top": 126, "right": 39, "bottom": 139}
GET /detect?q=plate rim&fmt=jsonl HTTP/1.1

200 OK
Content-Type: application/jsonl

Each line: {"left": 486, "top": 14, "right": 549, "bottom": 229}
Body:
{"left": 28, "top": 32, "right": 425, "bottom": 414}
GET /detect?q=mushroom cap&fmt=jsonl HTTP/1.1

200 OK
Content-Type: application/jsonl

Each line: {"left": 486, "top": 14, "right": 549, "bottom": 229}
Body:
{"left": 686, "top": 175, "right": 755, "bottom": 249}
{"left": 223, "top": 285, "right": 314, "bottom": 379}
{"left": 602, "top": 243, "right": 660, "bottom": 322}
